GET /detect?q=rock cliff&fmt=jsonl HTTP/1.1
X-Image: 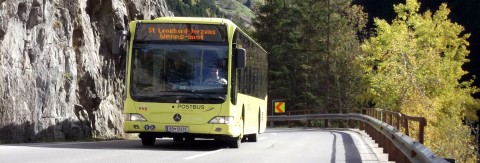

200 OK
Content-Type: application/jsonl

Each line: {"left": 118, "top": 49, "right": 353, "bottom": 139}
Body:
{"left": 0, "top": 0, "right": 172, "bottom": 143}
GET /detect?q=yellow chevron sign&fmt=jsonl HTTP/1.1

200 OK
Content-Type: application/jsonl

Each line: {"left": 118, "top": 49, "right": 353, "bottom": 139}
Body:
{"left": 274, "top": 101, "right": 285, "bottom": 113}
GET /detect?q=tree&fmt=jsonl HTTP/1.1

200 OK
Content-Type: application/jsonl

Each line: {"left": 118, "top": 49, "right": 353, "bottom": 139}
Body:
{"left": 296, "top": 0, "right": 367, "bottom": 109}
{"left": 254, "top": 0, "right": 367, "bottom": 112}
{"left": 253, "top": 0, "right": 303, "bottom": 111}
{"left": 358, "top": 0, "right": 479, "bottom": 161}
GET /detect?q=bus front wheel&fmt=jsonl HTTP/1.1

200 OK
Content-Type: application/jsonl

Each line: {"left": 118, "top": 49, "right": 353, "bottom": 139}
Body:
{"left": 140, "top": 135, "right": 156, "bottom": 146}
{"left": 230, "top": 117, "right": 244, "bottom": 148}
{"left": 228, "top": 137, "right": 241, "bottom": 148}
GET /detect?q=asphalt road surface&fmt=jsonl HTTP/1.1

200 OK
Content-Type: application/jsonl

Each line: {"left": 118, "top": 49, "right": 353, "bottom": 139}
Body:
{"left": 0, "top": 128, "right": 388, "bottom": 163}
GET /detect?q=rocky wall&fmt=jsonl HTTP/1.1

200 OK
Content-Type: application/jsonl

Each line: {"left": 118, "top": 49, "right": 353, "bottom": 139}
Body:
{"left": 0, "top": 0, "right": 172, "bottom": 143}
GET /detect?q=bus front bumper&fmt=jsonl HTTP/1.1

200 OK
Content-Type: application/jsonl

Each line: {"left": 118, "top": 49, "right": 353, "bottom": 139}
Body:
{"left": 124, "top": 121, "right": 240, "bottom": 138}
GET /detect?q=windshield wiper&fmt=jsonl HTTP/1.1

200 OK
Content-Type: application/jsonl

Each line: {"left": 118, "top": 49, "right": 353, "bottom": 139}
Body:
{"left": 180, "top": 92, "right": 226, "bottom": 103}
{"left": 132, "top": 95, "right": 171, "bottom": 101}
{"left": 133, "top": 90, "right": 225, "bottom": 103}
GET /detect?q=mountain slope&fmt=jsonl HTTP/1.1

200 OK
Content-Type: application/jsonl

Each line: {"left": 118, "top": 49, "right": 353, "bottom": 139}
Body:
{"left": 166, "top": 0, "right": 264, "bottom": 28}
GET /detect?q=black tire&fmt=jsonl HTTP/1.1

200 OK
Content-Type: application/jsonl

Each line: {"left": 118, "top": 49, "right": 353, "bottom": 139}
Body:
{"left": 241, "top": 136, "right": 248, "bottom": 142}
{"left": 141, "top": 136, "right": 156, "bottom": 146}
{"left": 173, "top": 137, "right": 183, "bottom": 142}
{"left": 248, "top": 133, "right": 258, "bottom": 142}
{"left": 185, "top": 137, "right": 195, "bottom": 142}
{"left": 228, "top": 137, "right": 241, "bottom": 148}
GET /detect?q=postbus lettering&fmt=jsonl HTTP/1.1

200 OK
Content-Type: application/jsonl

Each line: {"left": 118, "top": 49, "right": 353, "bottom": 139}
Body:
{"left": 177, "top": 104, "right": 205, "bottom": 110}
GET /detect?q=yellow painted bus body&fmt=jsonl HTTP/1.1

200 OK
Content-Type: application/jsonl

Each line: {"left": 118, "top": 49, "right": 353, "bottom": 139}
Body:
{"left": 121, "top": 17, "right": 267, "bottom": 147}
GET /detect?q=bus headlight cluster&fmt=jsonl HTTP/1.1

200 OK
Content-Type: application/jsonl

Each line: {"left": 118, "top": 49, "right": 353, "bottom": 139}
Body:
{"left": 208, "top": 116, "right": 234, "bottom": 124}
{"left": 124, "top": 113, "right": 147, "bottom": 121}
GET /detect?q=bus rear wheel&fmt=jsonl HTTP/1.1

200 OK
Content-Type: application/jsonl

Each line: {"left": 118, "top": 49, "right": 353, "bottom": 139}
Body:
{"left": 247, "top": 133, "right": 258, "bottom": 142}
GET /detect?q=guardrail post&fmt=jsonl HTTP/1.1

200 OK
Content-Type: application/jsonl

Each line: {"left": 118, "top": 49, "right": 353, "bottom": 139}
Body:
{"left": 388, "top": 113, "right": 393, "bottom": 126}
{"left": 349, "top": 119, "right": 354, "bottom": 128}
{"left": 397, "top": 149, "right": 407, "bottom": 163}
{"left": 377, "top": 127, "right": 381, "bottom": 146}
{"left": 339, "top": 109, "right": 344, "bottom": 128}
{"left": 384, "top": 133, "right": 390, "bottom": 155}
{"left": 371, "top": 124, "right": 378, "bottom": 143}
{"left": 360, "top": 109, "right": 366, "bottom": 130}
{"left": 305, "top": 110, "right": 311, "bottom": 127}
{"left": 388, "top": 140, "right": 396, "bottom": 161}
{"left": 378, "top": 129, "right": 384, "bottom": 150}
{"left": 403, "top": 118, "right": 409, "bottom": 136}
{"left": 418, "top": 117, "right": 426, "bottom": 144}
{"left": 368, "top": 124, "right": 371, "bottom": 136}
{"left": 396, "top": 113, "right": 401, "bottom": 130}
{"left": 324, "top": 109, "right": 329, "bottom": 128}
{"left": 288, "top": 112, "right": 292, "bottom": 128}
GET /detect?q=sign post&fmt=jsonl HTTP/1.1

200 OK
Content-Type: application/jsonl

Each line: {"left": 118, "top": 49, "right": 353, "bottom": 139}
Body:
{"left": 270, "top": 99, "right": 286, "bottom": 127}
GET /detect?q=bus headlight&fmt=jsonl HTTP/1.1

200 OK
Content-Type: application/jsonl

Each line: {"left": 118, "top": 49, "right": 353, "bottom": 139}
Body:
{"left": 124, "top": 113, "right": 147, "bottom": 121}
{"left": 208, "top": 116, "right": 234, "bottom": 124}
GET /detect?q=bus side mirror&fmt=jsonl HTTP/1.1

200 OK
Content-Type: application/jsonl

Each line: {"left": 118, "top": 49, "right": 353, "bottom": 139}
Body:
{"left": 112, "top": 30, "right": 129, "bottom": 55}
{"left": 235, "top": 48, "right": 246, "bottom": 69}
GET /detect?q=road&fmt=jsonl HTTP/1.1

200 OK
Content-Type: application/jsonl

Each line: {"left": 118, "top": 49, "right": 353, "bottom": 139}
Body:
{"left": 0, "top": 128, "right": 387, "bottom": 163}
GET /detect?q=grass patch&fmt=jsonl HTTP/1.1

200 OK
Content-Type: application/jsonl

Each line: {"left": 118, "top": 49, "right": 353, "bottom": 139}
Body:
{"left": 214, "top": 0, "right": 255, "bottom": 19}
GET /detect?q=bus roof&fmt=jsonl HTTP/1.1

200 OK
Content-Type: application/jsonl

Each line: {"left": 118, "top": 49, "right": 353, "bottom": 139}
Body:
{"left": 130, "top": 17, "right": 266, "bottom": 53}
{"left": 133, "top": 17, "right": 235, "bottom": 26}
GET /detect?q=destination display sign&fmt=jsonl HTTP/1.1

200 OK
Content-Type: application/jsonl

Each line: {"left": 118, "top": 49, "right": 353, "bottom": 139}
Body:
{"left": 134, "top": 23, "right": 227, "bottom": 42}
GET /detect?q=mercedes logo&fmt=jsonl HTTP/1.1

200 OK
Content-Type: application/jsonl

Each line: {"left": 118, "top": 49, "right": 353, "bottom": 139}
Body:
{"left": 173, "top": 113, "right": 182, "bottom": 122}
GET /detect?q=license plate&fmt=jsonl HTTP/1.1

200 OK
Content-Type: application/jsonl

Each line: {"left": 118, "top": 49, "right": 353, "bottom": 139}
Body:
{"left": 166, "top": 126, "right": 189, "bottom": 133}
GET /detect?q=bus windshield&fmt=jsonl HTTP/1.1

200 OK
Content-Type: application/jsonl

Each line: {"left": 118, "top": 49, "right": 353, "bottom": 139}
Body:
{"left": 130, "top": 43, "right": 229, "bottom": 103}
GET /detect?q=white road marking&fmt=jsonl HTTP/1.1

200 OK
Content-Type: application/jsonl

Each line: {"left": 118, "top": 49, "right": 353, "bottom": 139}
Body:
{"left": 259, "top": 137, "right": 268, "bottom": 141}
{"left": 184, "top": 149, "right": 224, "bottom": 160}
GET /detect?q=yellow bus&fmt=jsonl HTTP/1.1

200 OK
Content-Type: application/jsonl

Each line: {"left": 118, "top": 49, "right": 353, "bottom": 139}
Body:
{"left": 113, "top": 17, "right": 268, "bottom": 148}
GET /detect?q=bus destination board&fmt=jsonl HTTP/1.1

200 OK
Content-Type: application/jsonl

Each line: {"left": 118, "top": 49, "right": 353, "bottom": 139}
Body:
{"left": 135, "top": 23, "right": 227, "bottom": 42}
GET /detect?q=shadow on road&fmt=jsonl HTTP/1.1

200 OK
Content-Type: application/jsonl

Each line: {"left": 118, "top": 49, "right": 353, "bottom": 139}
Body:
{"left": 330, "top": 130, "right": 362, "bottom": 163}
{"left": 265, "top": 127, "right": 364, "bottom": 163}
{"left": 141, "top": 139, "right": 234, "bottom": 151}
{"left": 0, "top": 138, "right": 237, "bottom": 152}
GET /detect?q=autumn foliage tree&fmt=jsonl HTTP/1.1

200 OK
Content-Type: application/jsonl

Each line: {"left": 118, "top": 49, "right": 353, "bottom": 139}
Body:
{"left": 358, "top": 0, "right": 479, "bottom": 161}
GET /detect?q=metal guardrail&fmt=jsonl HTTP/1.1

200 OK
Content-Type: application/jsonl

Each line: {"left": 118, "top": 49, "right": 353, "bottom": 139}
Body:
{"left": 283, "top": 108, "right": 427, "bottom": 144}
{"left": 268, "top": 109, "right": 449, "bottom": 163}
{"left": 364, "top": 108, "right": 427, "bottom": 144}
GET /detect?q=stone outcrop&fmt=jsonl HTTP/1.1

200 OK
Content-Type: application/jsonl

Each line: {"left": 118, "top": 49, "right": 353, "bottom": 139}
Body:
{"left": 0, "top": 0, "right": 172, "bottom": 143}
